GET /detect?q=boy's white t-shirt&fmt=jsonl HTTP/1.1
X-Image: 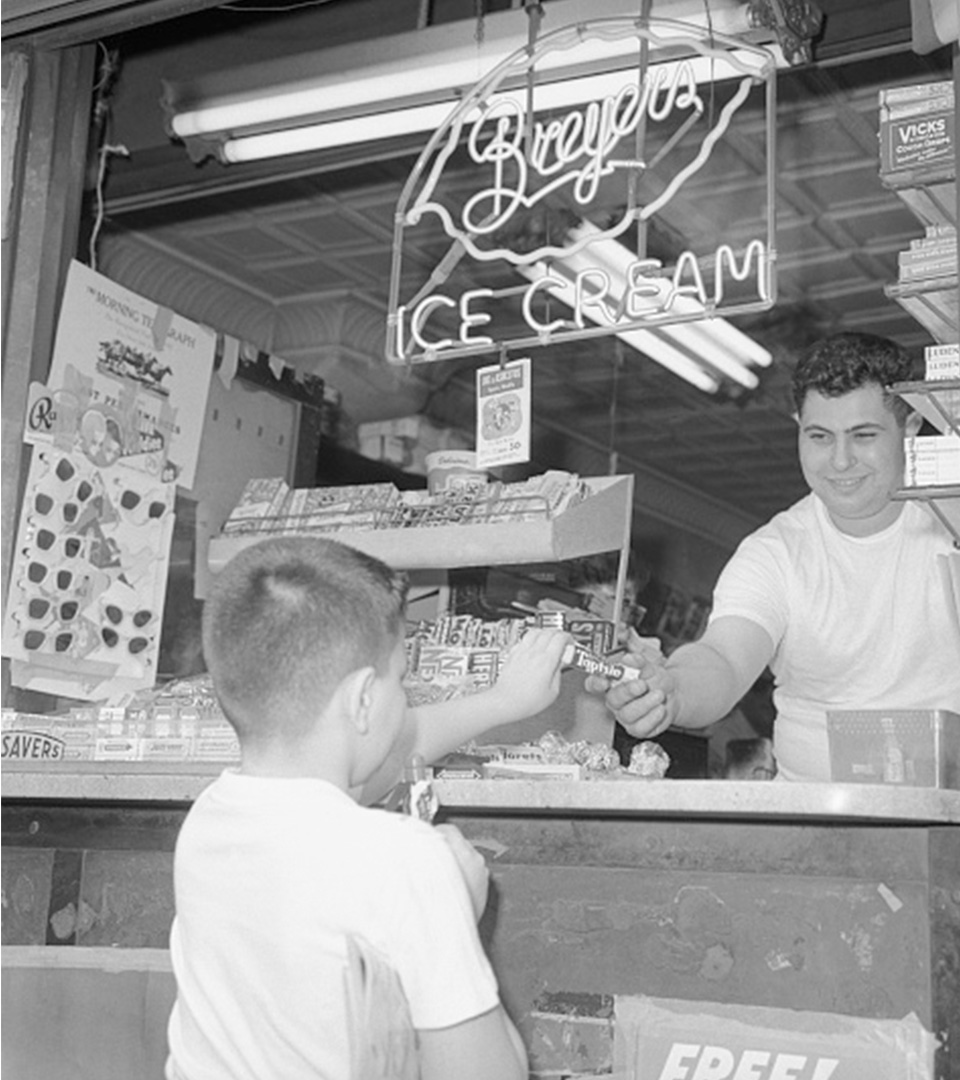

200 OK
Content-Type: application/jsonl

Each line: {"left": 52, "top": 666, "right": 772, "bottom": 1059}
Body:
{"left": 166, "top": 771, "right": 499, "bottom": 1080}
{"left": 710, "top": 494, "right": 960, "bottom": 782}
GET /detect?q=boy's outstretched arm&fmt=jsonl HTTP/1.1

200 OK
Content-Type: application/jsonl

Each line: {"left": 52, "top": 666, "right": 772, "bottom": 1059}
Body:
{"left": 356, "top": 626, "right": 569, "bottom": 806}
{"left": 409, "top": 625, "right": 570, "bottom": 765}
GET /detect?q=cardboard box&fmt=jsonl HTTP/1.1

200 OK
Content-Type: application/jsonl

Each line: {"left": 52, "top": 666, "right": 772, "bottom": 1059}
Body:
{"left": 925, "top": 343, "right": 960, "bottom": 380}
{"left": 613, "top": 995, "right": 936, "bottom": 1079}
{"left": 904, "top": 435, "right": 960, "bottom": 486}
{"left": 879, "top": 81, "right": 955, "bottom": 178}
{"left": 827, "top": 709, "right": 960, "bottom": 789}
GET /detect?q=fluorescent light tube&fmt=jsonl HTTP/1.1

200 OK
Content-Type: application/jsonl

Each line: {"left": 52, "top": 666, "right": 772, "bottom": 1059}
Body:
{"left": 521, "top": 261, "right": 721, "bottom": 393}
{"left": 220, "top": 51, "right": 770, "bottom": 163}
{"left": 566, "top": 220, "right": 772, "bottom": 385}
{"left": 179, "top": 46, "right": 771, "bottom": 143}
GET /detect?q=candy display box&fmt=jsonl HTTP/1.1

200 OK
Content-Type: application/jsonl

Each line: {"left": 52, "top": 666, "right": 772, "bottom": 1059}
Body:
{"left": 209, "top": 474, "right": 634, "bottom": 572}
{"left": 827, "top": 709, "right": 960, "bottom": 789}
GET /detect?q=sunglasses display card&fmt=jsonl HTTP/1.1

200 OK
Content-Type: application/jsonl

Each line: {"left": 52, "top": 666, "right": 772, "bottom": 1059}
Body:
{"left": 2, "top": 447, "right": 175, "bottom": 700}
{"left": 23, "top": 259, "right": 216, "bottom": 490}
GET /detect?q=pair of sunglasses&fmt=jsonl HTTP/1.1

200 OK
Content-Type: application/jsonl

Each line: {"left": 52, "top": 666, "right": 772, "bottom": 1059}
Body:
{"left": 102, "top": 603, "right": 153, "bottom": 629}
{"left": 100, "top": 627, "right": 150, "bottom": 653}
{"left": 27, "top": 562, "right": 78, "bottom": 591}
{"left": 115, "top": 488, "right": 168, "bottom": 521}
{"left": 31, "top": 530, "right": 85, "bottom": 559}
{"left": 23, "top": 628, "right": 74, "bottom": 652}
{"left": 26, "top": 596, "right": 80, "bottom": 623}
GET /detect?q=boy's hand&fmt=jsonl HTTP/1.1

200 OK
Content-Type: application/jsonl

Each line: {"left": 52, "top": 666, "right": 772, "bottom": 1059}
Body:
{"left": 492, "top": 626, "right": 570, "bottom": 721}
{"left": 435, "top": 823, "right": 490, "bottom": 921}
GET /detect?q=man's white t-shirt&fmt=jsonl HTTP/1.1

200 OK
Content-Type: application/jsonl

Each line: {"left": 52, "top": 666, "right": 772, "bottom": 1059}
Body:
{"left": 710, "top": 495, "right": 960, "bottom": 782}
{"left": 166, "top": 771, "right": 499, "bottom": 1080}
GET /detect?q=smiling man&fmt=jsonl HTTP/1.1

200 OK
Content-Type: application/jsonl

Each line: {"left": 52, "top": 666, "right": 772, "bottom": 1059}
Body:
{"left": 597, "top": 331, "right": 960, "bottom": 782}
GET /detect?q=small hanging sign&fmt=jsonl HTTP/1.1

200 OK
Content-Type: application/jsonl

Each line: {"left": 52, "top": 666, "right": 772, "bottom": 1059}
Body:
{"left": 475, "top": 356, "right": 531, "bottom": 470}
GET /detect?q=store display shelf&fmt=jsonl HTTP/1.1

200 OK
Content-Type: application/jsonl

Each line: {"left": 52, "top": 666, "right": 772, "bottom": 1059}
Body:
{"left": 884, "top": 177, "right": 957, "bottom": 229}
{"left": 884, "top": 276, "right": 958, "bottom": 345}
{"left": 892, "top": 377, "right": 960, "bottom": 435}
{"left": 209, "top": 473, "right": 634, "bottom": 573}
{"left": 892, "top": 483, "right": 960, "bottom": 546}
{"left": 3, "top": 762, "right": 959, "bottom": 823}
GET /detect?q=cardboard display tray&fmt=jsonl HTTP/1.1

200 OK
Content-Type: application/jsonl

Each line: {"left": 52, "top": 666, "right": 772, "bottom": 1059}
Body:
{"left": 208, "top": 474, "right": 634, "bottom": 572}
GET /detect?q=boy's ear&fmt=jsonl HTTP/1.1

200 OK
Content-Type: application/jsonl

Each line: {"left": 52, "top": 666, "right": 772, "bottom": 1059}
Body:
{"left": 336, "top": 665, "right": 378, "bottom": 735}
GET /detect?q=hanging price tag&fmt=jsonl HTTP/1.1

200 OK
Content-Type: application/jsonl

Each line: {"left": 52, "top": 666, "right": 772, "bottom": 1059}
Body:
{"left": 475, "top": 357, "right": 531, "bottom": 470}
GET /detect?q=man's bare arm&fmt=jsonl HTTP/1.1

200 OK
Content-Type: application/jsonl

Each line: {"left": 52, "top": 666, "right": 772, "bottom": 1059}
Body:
{"left": 602, "top": 615, "right": 774, "bottom": 741}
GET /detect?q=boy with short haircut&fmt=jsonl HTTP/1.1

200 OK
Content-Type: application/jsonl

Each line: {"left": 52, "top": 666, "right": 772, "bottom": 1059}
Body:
{"left": 166, "top": 535, "right": 568, "bottom": 1080}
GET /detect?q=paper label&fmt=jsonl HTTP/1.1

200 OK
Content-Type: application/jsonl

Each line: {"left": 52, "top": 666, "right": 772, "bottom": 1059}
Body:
{"left": 476, "top": 357, "right": 531, "bottom": 470}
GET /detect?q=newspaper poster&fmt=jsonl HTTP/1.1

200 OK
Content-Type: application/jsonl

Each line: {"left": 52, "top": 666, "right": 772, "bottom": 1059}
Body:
{"left": 26, "top": 259, "right": 216, "bottom": 490}
{"left": 475, "top": 357, "right": 531, "bottom": 470}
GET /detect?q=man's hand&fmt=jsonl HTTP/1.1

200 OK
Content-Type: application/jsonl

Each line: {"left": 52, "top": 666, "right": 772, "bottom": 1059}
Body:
{"left": 435, "top": 823, "right": 490, "bottom": 921}
{"left": 584, "top": 634, "right": 676, "bottom": 740}
{"left": 603, "top": 657, "right": 678, "bottom": 740}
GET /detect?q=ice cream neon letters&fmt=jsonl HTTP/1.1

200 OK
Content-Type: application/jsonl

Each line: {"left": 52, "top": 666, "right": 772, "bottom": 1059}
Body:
{"left": 394, "top": 241, "right": 769, "bottom": 359}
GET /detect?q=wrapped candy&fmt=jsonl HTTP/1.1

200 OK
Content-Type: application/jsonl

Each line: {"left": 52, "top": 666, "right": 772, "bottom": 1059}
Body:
{"left": 627, "top": 740, "right": 671, "bottom": 778}
{"left": 535, "top": 730, "right": 621, "bottom": 773}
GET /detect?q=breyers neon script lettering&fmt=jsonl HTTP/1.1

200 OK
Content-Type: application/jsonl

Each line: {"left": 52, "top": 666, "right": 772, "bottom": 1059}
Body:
{"left": 459, "top": 62, "right": 702, "bottom": 235}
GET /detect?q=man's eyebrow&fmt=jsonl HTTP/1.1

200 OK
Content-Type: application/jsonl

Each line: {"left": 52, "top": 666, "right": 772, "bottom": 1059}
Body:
{"left": 801, "top": 420, "right": 885, "bottom": 434}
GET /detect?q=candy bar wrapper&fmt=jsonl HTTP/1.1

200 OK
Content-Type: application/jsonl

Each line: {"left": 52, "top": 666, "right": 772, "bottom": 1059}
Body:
{"left": 222, "top": 477, "right": 290, "bottom": 535}
{"left": 565, "top": 618, "right": 616, "bottom": 654}
{"left": 562, "top": 643, "right": 640, "bottom": 683}
{"left": 483, "top": 761, "right": 583, "bottom": 779}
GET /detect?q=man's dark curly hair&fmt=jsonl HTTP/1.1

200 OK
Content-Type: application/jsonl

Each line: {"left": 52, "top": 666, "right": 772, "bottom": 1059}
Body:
{"left": 791, "top": 332, "right": 919, "bottom": 425}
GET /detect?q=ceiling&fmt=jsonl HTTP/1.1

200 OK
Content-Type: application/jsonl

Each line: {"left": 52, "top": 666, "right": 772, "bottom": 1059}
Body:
{"left": 82, "top": 0, "right": 956, "bottom": 558}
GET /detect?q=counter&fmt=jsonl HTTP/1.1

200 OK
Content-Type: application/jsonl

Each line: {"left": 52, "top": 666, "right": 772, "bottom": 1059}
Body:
{"left": 3, "top": 764, "right": 958, "bottom": 1079}
{"left": 4, "top": 760, "right": 960, "bottom": 821}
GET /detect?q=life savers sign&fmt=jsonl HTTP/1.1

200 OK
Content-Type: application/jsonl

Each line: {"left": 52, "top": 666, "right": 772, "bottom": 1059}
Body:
{"left": 2, "top": 730, "right": 66, "bottom": 760}
{"left": 386, "top": 17, "right": 778, "bottom": 365}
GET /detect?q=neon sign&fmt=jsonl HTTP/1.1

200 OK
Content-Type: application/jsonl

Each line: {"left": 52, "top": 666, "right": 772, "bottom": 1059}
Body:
{"left": 387, "top": 17, "right": 778, "bottom": 365}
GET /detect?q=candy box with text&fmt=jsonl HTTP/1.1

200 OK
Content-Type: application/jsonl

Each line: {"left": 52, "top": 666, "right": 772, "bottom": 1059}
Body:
{"left": 612, "top": 996, "right": 936, "bottom": 1080}
{"left": 827, "top": 709, "right": 960, "bottom": 789}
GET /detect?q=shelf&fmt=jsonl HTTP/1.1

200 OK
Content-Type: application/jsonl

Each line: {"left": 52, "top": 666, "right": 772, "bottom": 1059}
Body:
{"left": 891, "top": 378, "right": 960, "bottom": 436}
{"left": 884, "top": 177, "right": 957, "bottom": 229}
{"left": 883, "top": 171, "right": 956, "bottom": 344}
{"left": 894, "top": 484, "right": 960, "bottom": 497}
{"left": 885, "top": 276, "right": 958, "bottom": 345}
{"left": 890, "top": 378, "right": 960, "bottom": 546}
{"left": 3, "top": 761, "right": 959, "bottom": 823}
{"left": 892, "top": 484, "right": 960, "bottom": 547}
{"left": 209, "top": 474, "right": 635, "bottom": 573}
